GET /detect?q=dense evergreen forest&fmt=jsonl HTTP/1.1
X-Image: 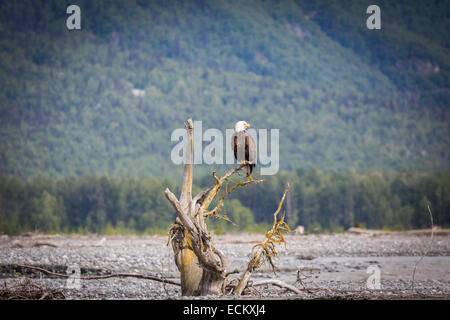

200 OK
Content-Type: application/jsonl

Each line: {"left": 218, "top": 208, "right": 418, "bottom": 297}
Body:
{"left": 1, "top": 170, "right": 449, "bottom": 235}
{"left": 0, "top": 169, "right": 450, "bottom": 234}
{"left": 0, "top": 1, "right": 448, "bottom": 234}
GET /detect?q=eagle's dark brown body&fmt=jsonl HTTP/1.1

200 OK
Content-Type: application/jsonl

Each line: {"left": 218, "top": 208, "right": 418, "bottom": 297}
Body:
{"left": 231, "top": 130, "right": 256, "bottom": 176}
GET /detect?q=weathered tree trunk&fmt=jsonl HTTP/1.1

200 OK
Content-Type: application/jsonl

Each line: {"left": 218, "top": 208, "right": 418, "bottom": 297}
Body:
{"left": 165, "top": 119, "right": 228, "bottom": 295}
{"left": 167, "top": 119, "right": 203, "bottom": 295}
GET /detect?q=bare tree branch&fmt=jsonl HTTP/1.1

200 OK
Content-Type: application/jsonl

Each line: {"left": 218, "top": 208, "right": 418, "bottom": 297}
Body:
{"left": 201, "top": 168, "right": 263, "bottom": 223}
{"left": 233, "top": 184, "right": 292, "bottom": 295}
{"left": 15, "top": 264, "right": 181, "bottom": 286}
{"left": 165, "top": 188, "right": 197, "bottom": 235}
{"left": 251, "top": 279, "right": 302, "bottom": 295}
{"left": 179, "top": 118, "right": 194, "bottom": 208}
{"left": 197, "top": 166, "right": 243, "bottom": 213}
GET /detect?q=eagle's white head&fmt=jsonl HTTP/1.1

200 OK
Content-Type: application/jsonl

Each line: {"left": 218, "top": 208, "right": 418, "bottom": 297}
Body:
{"left": 235, "top": 121, "right": 251, "bottom": 132}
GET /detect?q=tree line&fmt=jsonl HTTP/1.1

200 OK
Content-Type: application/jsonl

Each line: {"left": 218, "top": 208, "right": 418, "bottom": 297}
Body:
{"left": 1, "top": 169, "right": 448, "bottom": 235}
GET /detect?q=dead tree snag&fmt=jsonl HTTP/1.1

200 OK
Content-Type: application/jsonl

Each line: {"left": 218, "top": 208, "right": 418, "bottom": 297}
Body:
{"left": 165, "top": 119, "right": 291, "bottom": 296}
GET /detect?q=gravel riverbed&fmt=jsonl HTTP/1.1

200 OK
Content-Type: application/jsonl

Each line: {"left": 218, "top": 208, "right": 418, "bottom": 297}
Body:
{"left": 0, "top": 232, "right": 449, "bottom": 299}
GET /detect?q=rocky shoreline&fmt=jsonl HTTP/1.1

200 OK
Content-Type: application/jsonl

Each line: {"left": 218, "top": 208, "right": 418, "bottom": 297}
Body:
{"left": 0, "top": 232, "right": 448, "bottom": 299}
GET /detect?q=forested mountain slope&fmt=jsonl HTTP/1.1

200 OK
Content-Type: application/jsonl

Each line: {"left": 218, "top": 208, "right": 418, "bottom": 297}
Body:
{"left": 0, "top": 0, "right": 448, "bottom": 178}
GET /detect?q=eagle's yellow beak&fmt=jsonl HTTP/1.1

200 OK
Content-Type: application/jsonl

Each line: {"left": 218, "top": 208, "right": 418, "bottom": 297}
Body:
{"left": 245, "top": 123, "right": 251, "bottom": 128}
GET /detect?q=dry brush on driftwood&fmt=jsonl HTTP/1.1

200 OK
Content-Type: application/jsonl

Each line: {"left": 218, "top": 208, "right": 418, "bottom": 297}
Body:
{"left": 165, "top": 119, "right": 293, "bottom": 296}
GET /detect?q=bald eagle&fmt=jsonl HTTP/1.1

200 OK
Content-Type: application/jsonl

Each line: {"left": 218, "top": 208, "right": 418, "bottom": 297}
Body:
{"left": 232, "top": 121, "right": 256, "bottom": 178}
